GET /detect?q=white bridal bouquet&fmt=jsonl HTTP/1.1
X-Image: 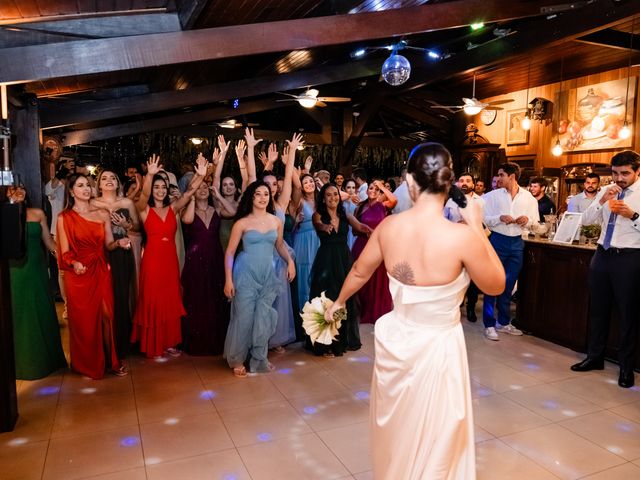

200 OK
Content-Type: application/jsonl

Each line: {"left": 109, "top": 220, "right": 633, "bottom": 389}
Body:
{"left": 301, "top": 292, "right": 347, "bottom": 345}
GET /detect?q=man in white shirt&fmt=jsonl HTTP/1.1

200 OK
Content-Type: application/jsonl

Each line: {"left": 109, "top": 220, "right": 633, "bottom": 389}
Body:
{"left": 353, "top": 167, "right": 369, "bottom": 202}
{"left": 482, "top": 163, "right": 539, "bottom": 341}
{"left": 567, "top": 173, "right": 600, "bottom": 213}
{"left": 392, "top": 168, "right": 411, "bottom": 214}
{"left": 444, "top": 173, "right": 485, "bottom": 322}
{"left": 570, "top": 151, "right": 640, "bottom": 388}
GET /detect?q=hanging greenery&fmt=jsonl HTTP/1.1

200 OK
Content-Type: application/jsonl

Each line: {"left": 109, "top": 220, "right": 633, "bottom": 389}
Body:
{"left": 69, "top": 132, "right": 409, "bottom": 179}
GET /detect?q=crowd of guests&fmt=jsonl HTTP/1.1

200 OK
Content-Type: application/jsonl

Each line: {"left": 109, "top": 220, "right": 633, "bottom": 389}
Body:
{"left": 7, "top": 125, "right": 614, "bottom": 382}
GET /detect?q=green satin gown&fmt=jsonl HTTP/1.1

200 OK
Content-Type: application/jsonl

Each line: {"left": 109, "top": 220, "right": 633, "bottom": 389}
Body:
{"left": 10, "top": 222, "right": 67, "bottom": 379}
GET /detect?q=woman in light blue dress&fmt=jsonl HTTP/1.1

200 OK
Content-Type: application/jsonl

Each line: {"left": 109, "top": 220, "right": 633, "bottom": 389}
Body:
{"left": 223, "top": 181, "right": 296, "bottom": 377}
{"left": 343, "top": 178, "right": 359, "bottom": 250}
{"left": 260, "top": 134, "right": 302, "bottom": 351}
{"left": 291, "top": 172, "right": 320, "bottom": 309}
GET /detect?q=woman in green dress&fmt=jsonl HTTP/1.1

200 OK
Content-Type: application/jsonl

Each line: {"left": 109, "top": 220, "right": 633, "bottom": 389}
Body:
{"left": 7, "top": 186, "right": 67, "bottom": 380}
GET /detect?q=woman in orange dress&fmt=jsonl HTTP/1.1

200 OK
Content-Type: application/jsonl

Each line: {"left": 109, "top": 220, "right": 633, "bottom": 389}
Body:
{"left": 131, "top": 154, "right": 208, "bottom": 358}
{"left": 57, "top": 174, "right": 132, "bottom": 379}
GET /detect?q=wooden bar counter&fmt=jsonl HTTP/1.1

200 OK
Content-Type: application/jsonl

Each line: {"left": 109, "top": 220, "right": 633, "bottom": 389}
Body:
{"left": 516, "top": 237, "right": 640, "bottom": 372}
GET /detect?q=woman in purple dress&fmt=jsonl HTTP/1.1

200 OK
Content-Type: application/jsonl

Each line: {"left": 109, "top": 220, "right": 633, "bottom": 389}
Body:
{"left": 180, "top": 179, "right": 236, "bottom": 355}
{"left": 352, "top": 180, "right": 397, "bottom": 324}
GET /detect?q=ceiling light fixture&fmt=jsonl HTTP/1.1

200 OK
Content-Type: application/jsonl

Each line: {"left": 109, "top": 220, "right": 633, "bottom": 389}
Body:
{"left": 190, "top": 137, "right": 203, "bottom": 145}
{"left": 552, "top": 57, "right": 564, "bottom": 157}
{"left": 297, "top": 88, "right": 319, "bottom": 108}
{"left": 470, "top": 22, "right": 484, "bottom": 31}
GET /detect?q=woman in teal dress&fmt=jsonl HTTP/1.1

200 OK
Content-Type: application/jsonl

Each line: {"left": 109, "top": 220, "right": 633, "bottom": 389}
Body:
{"left": 7, "top": 186, "right": 66, "bottom": 380}
{"left": 308, "top": 183, "right": 370, "bottom": 356}
{"left": 223, "top": 181, "right": 295, "bottom": 377}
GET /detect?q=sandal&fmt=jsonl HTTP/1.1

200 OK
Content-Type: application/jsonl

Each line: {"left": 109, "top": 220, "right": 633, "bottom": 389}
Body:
{"left": 233, "top": 366, "right": 247, "bottom": 378}
{"left": 267, "top": 362, "right": 276, "bottom": 372}
{"left": 272, "top": 346, "right": 286, "bottom": 354}
{"left": 165, "top": 347, "right": 182, "bottom": 358}
{"left": 323, "top": 352, "right": 335, "bottom": 359}
{"left": 112, "top": 366, "right": 128, "bottom": 377}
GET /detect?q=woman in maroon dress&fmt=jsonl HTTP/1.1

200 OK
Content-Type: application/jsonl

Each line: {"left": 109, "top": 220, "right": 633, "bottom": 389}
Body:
{"left": 57, "top": 174, "right": 131, "bottom": 378}
{"left": 131, "top": 154, "right": 208, "bottom": 358}
{"left": 180, "top": 180, "right": 236, "bottom": 355}
{"left": 352, "top": 180, "right": 397, "bottom": 324}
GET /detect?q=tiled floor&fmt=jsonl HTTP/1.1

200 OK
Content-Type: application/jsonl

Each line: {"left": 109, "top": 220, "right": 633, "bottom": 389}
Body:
{"left": 3, "top": 313, "right": 640, "bottom": 480}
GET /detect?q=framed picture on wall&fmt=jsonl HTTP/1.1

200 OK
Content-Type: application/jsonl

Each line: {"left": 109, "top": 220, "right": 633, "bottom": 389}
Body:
{"left": 506, "top": 109, "right": 530, "bottom": 145}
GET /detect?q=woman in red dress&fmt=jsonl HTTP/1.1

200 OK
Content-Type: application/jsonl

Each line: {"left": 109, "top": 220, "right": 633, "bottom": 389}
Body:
{"left": 352, "top": 180, "right": 397, "bottom": 324}
{"left": 57, "top": 174, "right": 131, "bottom": 379}
{"left": 131, "top": 154, "right": 208, "bottom": 358}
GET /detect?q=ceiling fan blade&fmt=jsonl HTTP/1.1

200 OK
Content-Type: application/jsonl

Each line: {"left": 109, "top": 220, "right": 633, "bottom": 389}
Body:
{"left": 315, "top": 101, "right": 327, "bottom": 107}
{"left": 276, "top": 99, "right": 297, "bottom": 102}
{"left": 484, "top": 106, "right": 504, "bottom": 111}
{"left": 488, "top": 99, "right": 514, "bottom": 106}
{"left": 276, "top": 92, "right": 301, "bottom": 99}
{"left": 431, "top": 105, "right": 464, "bottom": 109}
{"left": 316, "top": 96, "right": 351, "bottom": 102}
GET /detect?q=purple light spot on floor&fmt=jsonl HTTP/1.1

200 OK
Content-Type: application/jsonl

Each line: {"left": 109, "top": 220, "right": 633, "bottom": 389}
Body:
{"left": 303, "top": 406, "right": 318, "bottom": 414}
{"left": 525, "top": 363, "right": 540, "bottom": 370}
{"left": 355, "top": 391, "right": 369, "bottom": 400}
{"left": 223, "top": 475, "right": 238, "bottom": 480}
{"left": 542, "top": 400, "right": 558, "bottom": 409}
{"left": 257, "top": 432, "right": 272, "bottom": 442}
{"left": 348, "top": 356, "right": 372, "bottom": 363}
{"left": 477, "top": 388, "right": 492, "bottom": 397}
{"left": 199, "top": 390, "right": 216, "bottom": 400}
{"left": 277, "top": 368, "right": 293, "bottom": 374}
{"left": 616, "top": 422, "right": 634, "bottom": 433}
{"left": 120, "top": 436, "right": 139, "bottom": 447}
{"left": 37, "top": 386, "right": 59, "bottom": 396}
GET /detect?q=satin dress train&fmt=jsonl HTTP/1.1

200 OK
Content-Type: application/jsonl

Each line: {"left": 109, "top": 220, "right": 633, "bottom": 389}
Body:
{"left": 371, "top": 270, "right": 475, "bottom": 480}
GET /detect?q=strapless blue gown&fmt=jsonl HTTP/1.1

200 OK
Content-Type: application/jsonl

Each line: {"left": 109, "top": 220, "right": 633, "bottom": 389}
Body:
{"left": 293, "top": 200, "right": 320, "bottom": 309}
{"left": 224, "top": 229, "right": 279, "bottom": 373}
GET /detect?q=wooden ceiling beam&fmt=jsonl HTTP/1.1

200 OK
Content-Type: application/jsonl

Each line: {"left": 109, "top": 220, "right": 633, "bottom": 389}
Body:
{"left": 382, "top": 98, "right": 450, "bottom": 132}
{"left": 40, "top": 59, "right": 381, "bottom": 129}
{"left": 61, "top": 99, "right": 283, "bottom": 146}
{"left": 176, "top": 0, "right": 210, "bottom": 30}
{"left": 398, "top": 0, "right": 640, "bottom": 93}
{"left": 574, "top": 29, "right": 640, "bottom": 52}
{"left": 0, "top": 0, "right": 566, "bottom": 84}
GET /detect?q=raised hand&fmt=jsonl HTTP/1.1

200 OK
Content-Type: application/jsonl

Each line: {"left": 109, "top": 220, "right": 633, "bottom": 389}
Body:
{"left": 194, "top": 153, "right": 209, "bottom": 177}
{"left": 258, "top": 151, "right": 269, "bottom": 168}
{"left": 212, "top": 147, "right": 221, "bottom": 166}
{"left": 244, "top": 127, "right": 263, "bottom": 148}
{"left": 267, "top": 143, "right": 279, "bottom": 164}
{"left": 217, "top": 135, "right": 229, "bottom": 155}
{"left": 235, "top": 140, "right": 247, "bottom": 164}
{"left": 304, "top": 155, "right": 313, "bottom": 173}
{"left": 147, "top": 154, "right": 162, "bottom": 175}
{"left": 286, "top": 132, "right": 304, "bottom": 153}
{"left": 282, "top": 145, "right": 290, "bottom": 164}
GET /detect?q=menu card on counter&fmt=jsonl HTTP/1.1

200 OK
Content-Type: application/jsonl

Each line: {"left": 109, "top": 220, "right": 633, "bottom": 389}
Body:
{"left": 553, "top": 212, "right": 582, "bottom": 244}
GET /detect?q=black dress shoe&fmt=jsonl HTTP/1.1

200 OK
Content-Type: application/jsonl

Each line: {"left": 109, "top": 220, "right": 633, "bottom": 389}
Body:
{"left": 619, "top": 369, "right": 635, "bottom": 388}
{"left": 570, "top": 358, "right": 604, "bottom": 372}
{"left": 466, "top": 308, "right": 477, "bottom": 323}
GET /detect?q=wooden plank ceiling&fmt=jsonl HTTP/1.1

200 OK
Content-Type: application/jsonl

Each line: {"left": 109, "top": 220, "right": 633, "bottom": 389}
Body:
{"left": 0, "top": 0, "right": 639, "bottom": 151}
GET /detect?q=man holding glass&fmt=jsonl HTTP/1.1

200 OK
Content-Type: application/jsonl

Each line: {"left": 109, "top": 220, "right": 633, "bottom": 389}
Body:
{"left": 571, "top": 150, "right": 640, "bottom": 388}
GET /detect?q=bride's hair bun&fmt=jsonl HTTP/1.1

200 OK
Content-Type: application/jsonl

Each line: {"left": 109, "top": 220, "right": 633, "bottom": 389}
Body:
{"left": 406, "top": 142, "right": 453, "bottom": 194}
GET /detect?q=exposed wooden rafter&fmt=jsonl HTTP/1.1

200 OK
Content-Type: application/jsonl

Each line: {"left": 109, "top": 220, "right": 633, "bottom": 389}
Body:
{"left": 575, "top": 29, "right": 640, "bottom": 52}
{"left": 0, "top": 0, "right": 566, "bottom": 84}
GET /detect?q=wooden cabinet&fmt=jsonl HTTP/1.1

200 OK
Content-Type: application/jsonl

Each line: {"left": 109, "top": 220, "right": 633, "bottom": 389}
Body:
{"left": 516, "top": 240, "right": 639, "bottom": 371}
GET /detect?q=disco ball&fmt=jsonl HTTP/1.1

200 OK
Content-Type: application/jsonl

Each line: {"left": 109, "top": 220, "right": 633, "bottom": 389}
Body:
{"left": 382, "top": 53, "right": 411, "bottom": 86}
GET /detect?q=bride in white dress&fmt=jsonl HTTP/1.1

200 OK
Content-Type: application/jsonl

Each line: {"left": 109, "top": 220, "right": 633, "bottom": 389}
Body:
{"left": 326, "top": 143, "right": 505, "bottom": 480}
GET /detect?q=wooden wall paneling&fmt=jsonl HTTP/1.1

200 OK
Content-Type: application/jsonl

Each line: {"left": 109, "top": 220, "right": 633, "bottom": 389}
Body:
{"left": 37, "top": 0, "right": 79, "bottom": 16}
{"left": 0, "top": 1, "right": 22, "bottom": 21}
{"left": 475, "top": 66, "right": 640, "bottom": 173}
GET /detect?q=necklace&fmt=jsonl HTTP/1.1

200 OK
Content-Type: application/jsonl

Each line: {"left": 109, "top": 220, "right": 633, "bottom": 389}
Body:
{"left": 73, "top": 205, "right": 90, "bottom": 214}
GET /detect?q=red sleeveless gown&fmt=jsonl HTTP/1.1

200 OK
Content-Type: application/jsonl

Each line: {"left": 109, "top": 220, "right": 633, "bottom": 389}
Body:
{"left": 131, "top": 208, "right": 186, "bottom": 357}
{"left": 58, "top": 210, "right": 120, "bottom": 379}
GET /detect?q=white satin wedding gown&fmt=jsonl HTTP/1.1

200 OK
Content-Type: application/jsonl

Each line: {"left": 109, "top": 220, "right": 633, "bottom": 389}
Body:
{"left": 371, "top": 270, "right": 475, "bottom": 480}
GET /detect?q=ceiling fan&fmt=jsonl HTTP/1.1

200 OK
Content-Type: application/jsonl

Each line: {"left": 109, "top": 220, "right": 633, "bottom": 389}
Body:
{"left": 276, "top": 88, "right": 351, "bottom": 108}
{"left": 430, "top": 74, "right": 514, "bottom": 115}
{"left": 214, "top": 119, "right": 259, "bottom": 129}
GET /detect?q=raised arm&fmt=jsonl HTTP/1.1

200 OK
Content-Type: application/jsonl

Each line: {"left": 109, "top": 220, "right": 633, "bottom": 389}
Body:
{"left": 290, "top": 166, "right": 303, "bottom": 215}
{"left": 244, "top": 127, "right": 262, "bottom": 183}
{"left": 235, "top": 140, "right": 249, "bottom": 192}
{"left": 212, "top": 135, "right": 229, "bottom": 189}
{"left": 276, "top": 133, "right": 303, "bottom": 212}
{"left": 373, "top": 180, "right": 397, "bottom": 210}
{"left": 172, "top": 154, "right": 209, "bottom": 212}
{"left": 181, "top": 197, "right": 196, "bottom": 225}
{"left": 135, "top": 154, "right": 162, "bottom": 211}
{"left": 258, "top": 142, "right": 278, "bottom": 172}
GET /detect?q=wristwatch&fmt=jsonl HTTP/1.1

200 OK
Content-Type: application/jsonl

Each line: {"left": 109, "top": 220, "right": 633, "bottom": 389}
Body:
{"left": 631, "top": 212, "right": 639, "bottom": 221}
